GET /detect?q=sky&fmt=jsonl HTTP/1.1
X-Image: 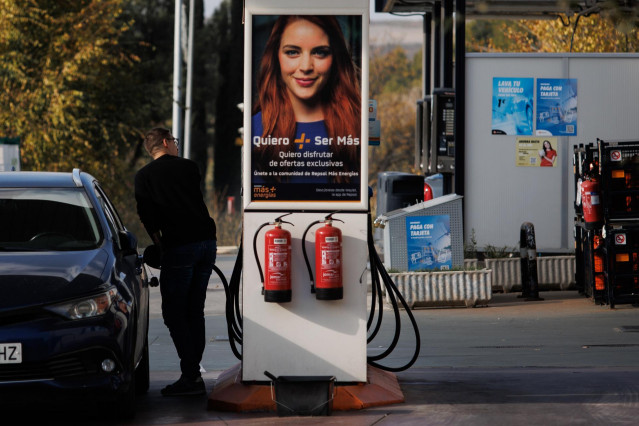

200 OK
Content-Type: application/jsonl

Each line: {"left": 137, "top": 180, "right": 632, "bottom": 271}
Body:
{"left": 203, "top": 0, "right": 422, "bottom": 22}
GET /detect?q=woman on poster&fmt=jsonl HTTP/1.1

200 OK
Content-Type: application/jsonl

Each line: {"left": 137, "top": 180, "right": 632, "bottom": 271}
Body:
{"left": 252, "top": 15, "right": 361, "bottom": 184}
{"left": 539, "top": 140, "right": 557, "bottom": 167}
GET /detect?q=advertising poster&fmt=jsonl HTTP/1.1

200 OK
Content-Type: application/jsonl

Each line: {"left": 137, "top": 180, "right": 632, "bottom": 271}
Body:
{"left": 516, "top": 137, "right": 558, "bottom": 167}
{"left": 536, "top": 78, "right": 577, "bottom": 136}
{"left": 250, "top": 15, "right": 362, "bottom": 203}
{"left": 491, "top": 77, "right": 534, "bottom": 136}
{"left": 406, "top": 215, "right": 452, "bottom": 271}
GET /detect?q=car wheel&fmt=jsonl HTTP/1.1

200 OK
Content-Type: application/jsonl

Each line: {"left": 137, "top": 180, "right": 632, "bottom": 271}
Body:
{"left": 115, "top": 374, "right": 136, "bottom": 420}
{"left": 135, "top": 336, "right": 150, "bottom": 394}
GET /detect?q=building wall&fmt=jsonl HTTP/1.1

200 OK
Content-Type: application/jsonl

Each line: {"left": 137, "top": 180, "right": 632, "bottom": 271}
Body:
{"left": 465, "top": 53, "right": 639, "bottom": 252}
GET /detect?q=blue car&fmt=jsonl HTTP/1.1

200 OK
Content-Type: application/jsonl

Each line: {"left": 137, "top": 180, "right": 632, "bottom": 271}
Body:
{"left": 0, "top": 169, "right": 149, "bottom": 419}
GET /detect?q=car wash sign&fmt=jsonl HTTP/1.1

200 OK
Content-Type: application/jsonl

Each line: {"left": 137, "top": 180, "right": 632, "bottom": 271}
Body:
{"left": 491, "top": 77, "right": 534, "bottom": 136}
{"left": 406, "top": 215, "right": 452, "bottom": 271}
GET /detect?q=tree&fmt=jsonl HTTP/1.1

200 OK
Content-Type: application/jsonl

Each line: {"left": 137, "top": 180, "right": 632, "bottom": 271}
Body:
{"left": 368, "top": 45, "right": 422, "bottom": 197}
{"left": 467, "top": 13, "right": 639, "bottom": 53}
{"left": 121, "top": 0, "right": 174, "bottom": 133}
{"left": 370, "top": 46, "right": 422, "bottom": 98}
{"left": 0, "top": 0, "right": 152, "bottom": 223}
{"left": 1, "top": 0, "right": 144, "bottom": 170}
{"left": 209, "top": 0, "right": 243, "bottom": 209}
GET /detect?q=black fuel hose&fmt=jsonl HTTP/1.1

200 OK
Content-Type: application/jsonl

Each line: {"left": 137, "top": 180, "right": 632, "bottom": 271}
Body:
{"left": 366, "top": 243, "right": 384, "bottom": 343}
{"left": 219, "top": 209, "right": 421, "bottom": 369}
{"left": 365, "top": 204, "right": 421, "bottom": 372}
{"left": 215, "top": 243, "right": 243, "bottom": 360}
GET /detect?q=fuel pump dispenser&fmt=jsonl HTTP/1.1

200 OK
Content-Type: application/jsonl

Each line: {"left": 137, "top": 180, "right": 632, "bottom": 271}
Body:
{"left": 208, "top": 0, "right": 420, "bottom": 413}
{"left": 428, "top": 88, "right": 456, "bottom": 194}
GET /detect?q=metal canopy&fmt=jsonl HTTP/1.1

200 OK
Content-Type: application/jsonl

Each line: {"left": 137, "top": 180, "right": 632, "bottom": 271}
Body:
{"left": 376, "top": 0, "right": 636, "bottom": 19}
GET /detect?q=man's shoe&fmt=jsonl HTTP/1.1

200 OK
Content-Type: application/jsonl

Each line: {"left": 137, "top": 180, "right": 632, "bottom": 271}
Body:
{"left": 161, "top": 376, "right": 205, "bottom": 397}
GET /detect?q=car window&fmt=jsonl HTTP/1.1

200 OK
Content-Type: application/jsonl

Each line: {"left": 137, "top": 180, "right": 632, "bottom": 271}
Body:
{"left": 93, "top": 186, "right": 123, "bottom": 249}
{"left": 0, "top": 188, "right": 102, "bottom": 251}
{"left": 94, "top": 184, "right": 125, "bottom": 231}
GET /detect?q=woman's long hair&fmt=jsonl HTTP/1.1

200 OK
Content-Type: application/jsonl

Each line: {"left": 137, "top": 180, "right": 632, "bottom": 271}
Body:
{"left": 543, "top": 140, "right": 554, "bottom": 153}
{"left": 253, "top": 15, "right": 361, "bottom": 181}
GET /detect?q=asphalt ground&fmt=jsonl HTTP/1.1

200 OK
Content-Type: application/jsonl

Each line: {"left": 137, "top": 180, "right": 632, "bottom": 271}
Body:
{"left": 6, "top": 252, "right": 639, "bottom": 425}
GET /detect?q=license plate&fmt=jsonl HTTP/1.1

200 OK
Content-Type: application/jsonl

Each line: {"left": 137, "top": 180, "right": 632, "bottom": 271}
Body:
{"left": 0, "top": 343, "right": 22, "bottom": 364}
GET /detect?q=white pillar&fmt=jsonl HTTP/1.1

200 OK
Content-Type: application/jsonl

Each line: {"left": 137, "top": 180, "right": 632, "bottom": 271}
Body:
{"left": 172, "top": 0, "right": 183, "bottom": 153}
{"left": 183, "top": 0, "right": 195, "bottom": 159}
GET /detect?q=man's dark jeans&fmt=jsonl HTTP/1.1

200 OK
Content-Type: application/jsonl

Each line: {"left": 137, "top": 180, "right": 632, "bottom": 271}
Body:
{"left": 160, "top": 239, "right": 217, "bottom": 380}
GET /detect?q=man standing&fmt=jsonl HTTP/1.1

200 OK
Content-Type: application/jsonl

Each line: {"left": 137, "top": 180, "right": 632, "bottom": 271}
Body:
{"left": 135, "top": 127, "right": 217, "bottom": 396}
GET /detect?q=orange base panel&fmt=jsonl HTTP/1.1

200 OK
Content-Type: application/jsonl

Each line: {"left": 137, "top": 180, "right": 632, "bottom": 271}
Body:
{"left": 207, "top": 363, "right": 405, "bottom": 413}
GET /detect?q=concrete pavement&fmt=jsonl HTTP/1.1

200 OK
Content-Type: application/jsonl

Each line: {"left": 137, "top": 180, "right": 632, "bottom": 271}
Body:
{"left": 7, "top": 253, "right": 639, "bottom": 424}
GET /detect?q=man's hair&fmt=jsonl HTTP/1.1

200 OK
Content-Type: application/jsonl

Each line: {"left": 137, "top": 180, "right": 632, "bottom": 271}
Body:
{"left": 144, "top": 127, "right": 171, "bottom": 154}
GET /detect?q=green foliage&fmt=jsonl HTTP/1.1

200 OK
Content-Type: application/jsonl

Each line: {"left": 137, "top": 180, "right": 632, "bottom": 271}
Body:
{"left": 0, "top": 0, "right": 153, "bottom": 242}
{"left": 208, "top": 193, "right": 242, "bottom": 247}
{"left": 1, "top": 0, "right": 143, "bottom": 172}
{"left": 209, "top": 0, "right": 243, "bottom": 203}
{"left": 0, "top": 0, "right": 225, "bottom": 246}
{"left": 466, "top": 20, "right": 521, "bottom": 52}
{"left": 464, "top": 228, "right": 478, "bottom": 259}
{"left": 369, "top": 46, "right": 421, "bottom": 98}
{"left": 120, "top": 0, "right": 174, "bottom": 127}
{"left": 483, "top": 244, "right": 517, "bottom": 259}
{"left": 467, "top": 14, "right": 639, "bottom": 53}
{"left": 368, "top": 45, "right": 422, "bottom": 205}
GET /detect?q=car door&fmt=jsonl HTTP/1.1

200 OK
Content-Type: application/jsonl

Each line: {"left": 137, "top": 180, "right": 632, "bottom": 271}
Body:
{"left": 94, "top": 184, "right": 149, "bottom": 362}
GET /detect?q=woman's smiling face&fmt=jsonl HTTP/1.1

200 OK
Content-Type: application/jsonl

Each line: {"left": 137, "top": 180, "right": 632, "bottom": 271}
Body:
{"left": 278, "top": 18, "right": 333, "bottom": 105}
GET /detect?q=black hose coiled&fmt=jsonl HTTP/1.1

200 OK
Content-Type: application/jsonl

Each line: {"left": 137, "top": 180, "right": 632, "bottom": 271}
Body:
{"left": 365, "top": 204, "right": 421, "bottom": 372}
{"left": 216, "top": 243, "right": 243, "bottom": 360}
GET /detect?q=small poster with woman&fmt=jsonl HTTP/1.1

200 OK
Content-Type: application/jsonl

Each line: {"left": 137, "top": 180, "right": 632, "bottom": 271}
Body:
{"left": 516, "top": 137, "right": 558, "bottom": 168}
{"left": 247, "top": 13, "right": 364, "bottom": 205}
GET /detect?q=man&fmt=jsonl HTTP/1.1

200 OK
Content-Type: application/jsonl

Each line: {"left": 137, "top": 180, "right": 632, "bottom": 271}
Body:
{"left": 135, "top": 127, "right": 217, "bottom": 396}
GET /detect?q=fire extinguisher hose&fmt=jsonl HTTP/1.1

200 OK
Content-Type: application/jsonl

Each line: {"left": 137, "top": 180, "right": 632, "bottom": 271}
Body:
{"left": 366, "top": 207, "right": 421, "bottom": 372}
{"left": 252, "top": 222, "right": 272, "bottom": 287}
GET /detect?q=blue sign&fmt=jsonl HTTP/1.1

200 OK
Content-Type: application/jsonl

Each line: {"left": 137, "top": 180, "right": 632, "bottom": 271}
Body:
{"left": 405, "top": 215, "right": 452, "bottom": 271}
{"left": 536, "top": 78, "right": 578, "bottom": 136}
{"left": 492, "top": 77, "right": 534, "bottom": 136}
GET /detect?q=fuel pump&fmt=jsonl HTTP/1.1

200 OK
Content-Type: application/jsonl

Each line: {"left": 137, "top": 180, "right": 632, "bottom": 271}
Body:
{"left": 302, "top": 213, "right": 344, "bottom": 300}
{"left": 253, "top": 214, "right": 294, "bottom": 303}
{"left": 427, "top": 88, "right": 455, "bottom": 194}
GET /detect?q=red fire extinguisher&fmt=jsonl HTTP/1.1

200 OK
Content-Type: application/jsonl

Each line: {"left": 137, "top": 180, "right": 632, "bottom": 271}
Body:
{"left": 302, "top": 213, "right": 344, "bottom": 300}
{"left": 253, "top": 214, "right": 293, "bottom": 303}
{"left": 581, "top": 177, "right": 603, "bottom": 229}
{"left": 424, "top": 182, "right": 433, "bottom": 202}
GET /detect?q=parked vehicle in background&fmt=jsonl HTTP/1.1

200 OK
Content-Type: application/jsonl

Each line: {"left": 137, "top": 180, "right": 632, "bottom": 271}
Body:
{"left": 0, "top": 169, "right": 150, "bottom": 419}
